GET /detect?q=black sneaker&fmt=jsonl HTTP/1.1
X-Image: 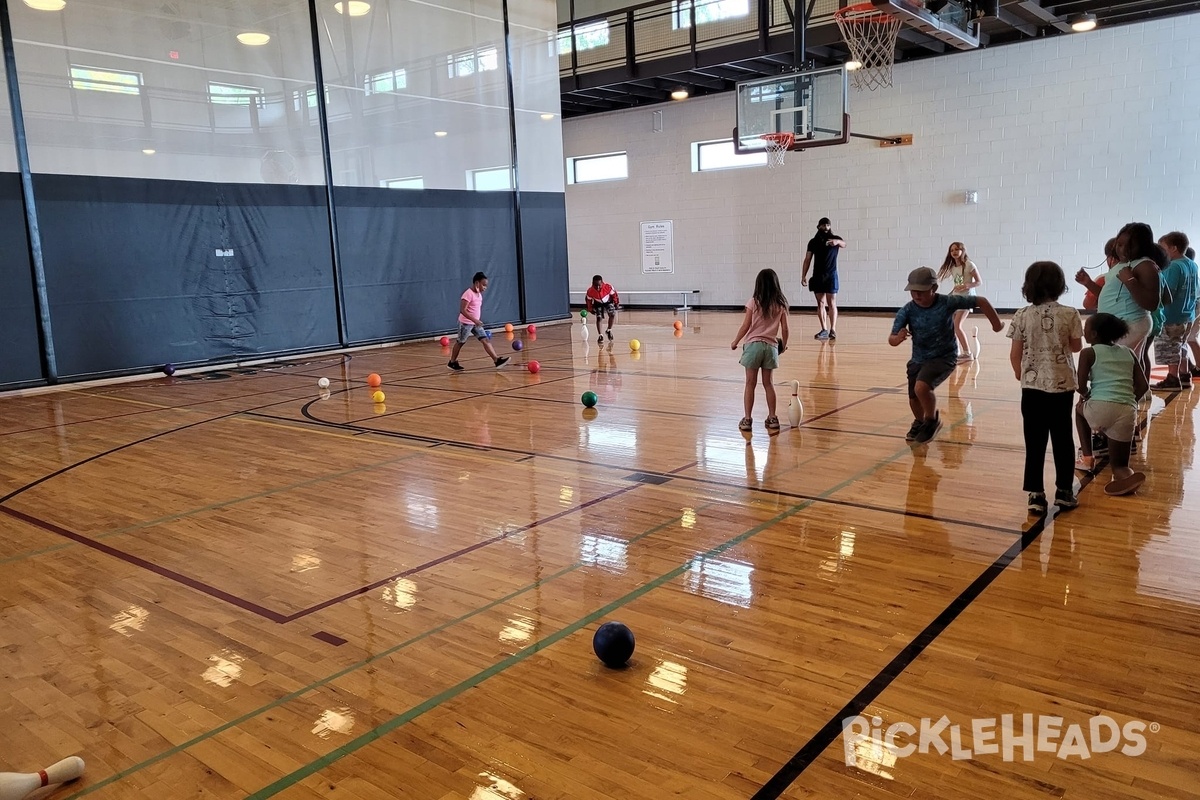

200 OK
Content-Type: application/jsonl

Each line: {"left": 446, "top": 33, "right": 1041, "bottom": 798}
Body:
{"left": 448, "top": 361, "right": 464, "bottom": 371}
{"left": 829, "top": 330, "right": 837, "bottom": 340}
{"left": 914, "top": 412, "right": 941, "bottom": 443}
{"left": 1091, "top": 433, "right": 1108, "bottom": 457}
{"left": 494, "top": 356, "right": 510, "bottom": 368}
{"left": 905, "top": 419, "right": 924, "bottom": 442}
{"left": 1027, "top": 492, "right": 1048, "bottom": 513}
{"left": 598, "top": 335, "right": 604, "bottom": 343}
{"left": 606, "top": 330, "right": 613, "bottom": 341}
{"left": 1054, "top": 490, "right": 1079, "bottom": 509}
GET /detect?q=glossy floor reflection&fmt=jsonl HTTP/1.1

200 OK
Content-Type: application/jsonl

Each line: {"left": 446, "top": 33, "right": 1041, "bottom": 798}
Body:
{"left": 0, "top": 311, "right": 1197, "bottom": 799}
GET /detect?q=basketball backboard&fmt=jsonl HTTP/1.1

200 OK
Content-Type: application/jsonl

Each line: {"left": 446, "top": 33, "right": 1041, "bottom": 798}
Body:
{"left": 732, "top": 65, "right": 849, "bottom": 155}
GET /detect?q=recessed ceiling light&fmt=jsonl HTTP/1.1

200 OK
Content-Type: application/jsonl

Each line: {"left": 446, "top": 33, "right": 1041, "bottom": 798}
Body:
{"left": 434, "top": 130, "right": 448, "bottom": 137}
{"left": 540, "top": 113, "right": 555, "bottom": 120}
{"left": 846, "top": 59, "right": 863, "bottom": 70}
{"left": 1069, "top": 12, "right": 1097, "bottom": 31}
{"left": 670, "top": 89, "right": 688, "bottom": 100}
{"left": 236, "top": 32, "right": 271, "bottom": 46}
{"left": 23, "top": 0, "right": 66, "bottom": 10}
{"left": 334, "top": 0, "right": 371, "bottom": 14}
{"left": 142, "top": 148, "right": 156, "bottom": 155}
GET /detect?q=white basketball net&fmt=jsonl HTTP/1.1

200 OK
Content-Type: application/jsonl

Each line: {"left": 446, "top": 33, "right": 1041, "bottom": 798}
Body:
{"left": 760, "top": 133, "right": 794, "bottom": 170}
{"left": 835, "top": 5, "right": 904, "bottom": 91}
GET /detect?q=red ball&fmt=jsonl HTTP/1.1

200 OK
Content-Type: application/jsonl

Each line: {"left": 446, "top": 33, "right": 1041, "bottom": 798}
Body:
{"left": 528, "top": 360, "right": 540, "bottom": 373}
{"left": 526, "top": 324, "right": 537, "bottom": 334}
{"left": 439, "top": 336, "right": 450, "bottom": 347}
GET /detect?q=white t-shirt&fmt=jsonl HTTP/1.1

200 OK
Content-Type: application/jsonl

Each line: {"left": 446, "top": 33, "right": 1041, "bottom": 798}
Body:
{"left": 1006, "top": 302, "right": 1083, "bottom": 391}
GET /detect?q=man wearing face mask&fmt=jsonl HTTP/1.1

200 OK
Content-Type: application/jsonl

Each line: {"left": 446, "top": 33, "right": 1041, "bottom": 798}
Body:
{"left": 802, "top": 217, "right": 846, "bottom": 340}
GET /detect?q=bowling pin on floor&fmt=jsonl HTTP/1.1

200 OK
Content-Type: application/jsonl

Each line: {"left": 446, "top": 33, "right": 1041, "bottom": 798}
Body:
{"left": 788, "top": 380, "right": 803, "bottom": 427}
{"left": 0, "top": 756, "right": 85, "bottom": 800}
{"left": 972, "top": 325, "right": 981, "bottom": 360}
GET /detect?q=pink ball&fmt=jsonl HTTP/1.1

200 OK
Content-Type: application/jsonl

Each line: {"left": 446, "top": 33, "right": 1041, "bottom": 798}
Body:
{"left": 528, "top": 360, "right": 540, "bottom": 373}
{"left": 439, "top": 336, "right": 450, "bottom": 347}
{"left": 526, "top": 324, "right": 537, "bottom": 334}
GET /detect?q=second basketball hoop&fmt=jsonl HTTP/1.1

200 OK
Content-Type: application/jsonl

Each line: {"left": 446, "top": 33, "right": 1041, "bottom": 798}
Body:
{"left": 835, "top": 3, "right": 903, "bottom": 91}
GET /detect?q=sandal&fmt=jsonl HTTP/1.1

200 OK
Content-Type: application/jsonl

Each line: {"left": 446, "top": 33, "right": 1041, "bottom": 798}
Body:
{"left": 738, "top": 417, "right": 753, "bottom": 431}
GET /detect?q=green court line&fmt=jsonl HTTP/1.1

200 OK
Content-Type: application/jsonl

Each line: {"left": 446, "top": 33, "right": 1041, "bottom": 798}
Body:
{"left": 62, "top": 397, "right": 976, "bottom": 798}
{"left": 245, "top": 414, "right": 976, "bottom": 798}
{"left": 62, "top": 508, "right": 705, "bottom": 799}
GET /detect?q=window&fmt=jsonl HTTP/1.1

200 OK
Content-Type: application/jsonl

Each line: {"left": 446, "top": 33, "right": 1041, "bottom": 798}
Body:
{"left": 447, "top": 46, "right": 499, "bottom": 79}
{"left": 557, "top": 21, "right": 610, "bottom": 55}
{"left": 692, "top": 139, "right": 766, "bottom": 171}
{"left": 671, "top": 0, "right": 750, "bottom": 29}
{"left": 468, "top": 166, "right": 514, "bottom": 191}
{"left": 69, "top": 65, "right": 141, "bottom": 95}
{"left": 381, "top": 176, "right": 424, "bottom": 190}
{"left": 208, "top": 82, "right": 265, "bottom": 108}
{"left": 364, "top": 69, "right": 407, "bottom": 95}
{"left": 291, "top": 87, "right": 331, "bottom": 111}
{"left": 566, "top": 152, "right": 628, "bottom": 184}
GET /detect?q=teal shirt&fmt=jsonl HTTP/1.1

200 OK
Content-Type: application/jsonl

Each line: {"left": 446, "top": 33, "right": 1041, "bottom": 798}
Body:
{"left": 1097, "top": 260, "right": 1153, "bottom": 324}
{"left": 1161, "top": 257, "right": 1198, "bottom": 325}
{"left": 1088, "top": 343, "right": 1136, "bottom": 407}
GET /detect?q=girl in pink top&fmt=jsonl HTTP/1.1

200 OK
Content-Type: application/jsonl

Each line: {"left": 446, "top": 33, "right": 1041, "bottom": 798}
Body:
{"left": 731, "top": 268, "right": 791, "bottom": 432}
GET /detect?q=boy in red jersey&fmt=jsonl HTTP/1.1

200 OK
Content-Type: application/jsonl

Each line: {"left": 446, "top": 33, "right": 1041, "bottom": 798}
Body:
{"left": 585, "top": 275, "right": 621, "bottom": 343}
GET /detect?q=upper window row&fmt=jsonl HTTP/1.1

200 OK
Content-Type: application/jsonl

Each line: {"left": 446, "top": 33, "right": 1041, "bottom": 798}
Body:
{"left": 567, "top": 140, "right": 768, "bottom": 185}
{"left": 558, "top": 0, "right": 751, "bottom": 55}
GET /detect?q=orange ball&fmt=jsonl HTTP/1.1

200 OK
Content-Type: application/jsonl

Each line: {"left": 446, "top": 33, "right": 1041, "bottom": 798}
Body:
{"left": 505, "top": 323, "right": 514, "bottom": 333}
{"left": 367, "top": 373, "right": 382, "bottom": 387}
{"left": 673, "top": 320, "right": 683, "bottom": 330}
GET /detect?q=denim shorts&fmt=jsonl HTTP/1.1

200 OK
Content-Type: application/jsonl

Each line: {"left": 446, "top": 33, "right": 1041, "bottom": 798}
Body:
{"left": 739, "top": 340, "right": 778, "bottom": 370}
{"left": 457, "top": 323, "right": 486, "bottom": 344}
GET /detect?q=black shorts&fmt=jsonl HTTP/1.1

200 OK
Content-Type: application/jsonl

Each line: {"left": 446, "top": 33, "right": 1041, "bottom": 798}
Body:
{"left": 907, "top": 357, "right": 957, "bottom": 398}
{"left": 810, "top": 273, "right": 838, "bottom": 294}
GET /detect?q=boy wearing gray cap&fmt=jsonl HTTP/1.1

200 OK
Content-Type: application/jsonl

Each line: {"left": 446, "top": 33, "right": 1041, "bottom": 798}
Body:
{"left": 889, "top": 266, "right": 1003, "bottom": 443}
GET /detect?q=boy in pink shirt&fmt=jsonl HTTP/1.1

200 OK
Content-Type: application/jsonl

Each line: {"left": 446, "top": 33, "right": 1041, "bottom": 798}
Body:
{"left": 448, "top": 272, "right": 510, "bottom": 371}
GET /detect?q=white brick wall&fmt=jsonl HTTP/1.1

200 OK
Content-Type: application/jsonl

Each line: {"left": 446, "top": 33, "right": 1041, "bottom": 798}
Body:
{"left": 562, "top": 15, "right": 1200, "bottom": 309}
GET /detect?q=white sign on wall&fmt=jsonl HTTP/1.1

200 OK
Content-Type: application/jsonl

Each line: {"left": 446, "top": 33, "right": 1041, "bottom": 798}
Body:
{"left": 640, "top": 220, "right": 674, "bottom": 274}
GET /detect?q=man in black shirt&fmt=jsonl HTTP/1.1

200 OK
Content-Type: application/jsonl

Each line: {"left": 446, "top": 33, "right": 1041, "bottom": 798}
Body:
{"left": 801, "top": 217, "right": 846, "bottom": 340}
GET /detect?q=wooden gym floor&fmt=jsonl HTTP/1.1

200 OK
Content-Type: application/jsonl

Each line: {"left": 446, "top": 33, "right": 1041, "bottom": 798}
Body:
{"left": 1, "top": 310, "right": 1197, "bottom": 799}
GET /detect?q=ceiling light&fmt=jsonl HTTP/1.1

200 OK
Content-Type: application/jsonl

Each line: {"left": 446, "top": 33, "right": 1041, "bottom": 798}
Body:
{"left": 334, "top": 1, "right": 371, "bottom": 14}
{"left": 670, "top": 88, "right": 688, "bottom": 100}
{"left": 434, "top": 130, "right": 448, "bottom": 137}
{"left": 142, "top": 148, "right": 156, "bottom": 155}
{"left": 236, "top": 32, "right": 271, "bottom": 46}
{"left": 23, "top": 0, "right": 66, "bottom": 10}
{"left": 1069, "top": 12, "right": 1097, "bottom": 31}
{"left": 540, "top": 113, "right": 555, "bottom": 120}
{"left": 846, "top": 59, "right": 863, "bottom": 71}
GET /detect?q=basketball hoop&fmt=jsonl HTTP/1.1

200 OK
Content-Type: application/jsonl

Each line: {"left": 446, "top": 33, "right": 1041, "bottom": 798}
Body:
{"left": 835, "top": 3, "right": 903, "bottom": 91}
{"left": 760, "top": 133, "right": 795, "bottom": 169}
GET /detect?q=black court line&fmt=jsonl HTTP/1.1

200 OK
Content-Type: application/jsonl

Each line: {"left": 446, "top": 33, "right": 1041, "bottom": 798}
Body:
{"left": 752, "top": 391, "right": 1179, "bottom": 798}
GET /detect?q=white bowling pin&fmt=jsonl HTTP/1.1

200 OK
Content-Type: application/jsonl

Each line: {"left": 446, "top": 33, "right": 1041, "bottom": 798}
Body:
{"left": 788, "top": 380, "right": 803, "bottom": 427}
{"left": 0, "top": 756, "right": 85, "bottom": 800}
{"left": 972, "top": 325, "right": 981, "bottom": 360}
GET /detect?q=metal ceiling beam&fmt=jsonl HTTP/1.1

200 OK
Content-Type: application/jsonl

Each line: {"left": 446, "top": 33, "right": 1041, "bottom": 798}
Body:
{"left": 898, "top": 28, "right": 948, "bottom": 52}
{"left": 1017, "top": 0, "right": 1075, "bottom": 30}
{"left": 996, "top": 5, "right": 1040, "bottom": 34}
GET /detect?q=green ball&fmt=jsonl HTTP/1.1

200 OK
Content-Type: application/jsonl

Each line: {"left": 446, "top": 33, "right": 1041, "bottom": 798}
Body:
{"left": 580, "top": 309, "right": 588, "bottom": 317}
{"left": 581, "top": 391, "right": 598, "bottom": 408}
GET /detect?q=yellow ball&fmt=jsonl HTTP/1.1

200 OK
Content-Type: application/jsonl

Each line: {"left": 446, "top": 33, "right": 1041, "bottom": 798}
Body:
{"left": 630, "top": 339, "right": 641, "bottom": 352}
{"left": 372, "top": 390, "right": 385, "bottom": 403}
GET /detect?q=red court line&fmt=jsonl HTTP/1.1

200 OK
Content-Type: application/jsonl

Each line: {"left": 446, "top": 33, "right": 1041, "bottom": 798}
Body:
{"left": 0, "top": 482, "right": 645, "bottom": 625}
{"left": 281, "top": 482, "right": 643, "bottom": 622}
{"left": 0, "top": 506, "right": 289, "bottom": 623}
